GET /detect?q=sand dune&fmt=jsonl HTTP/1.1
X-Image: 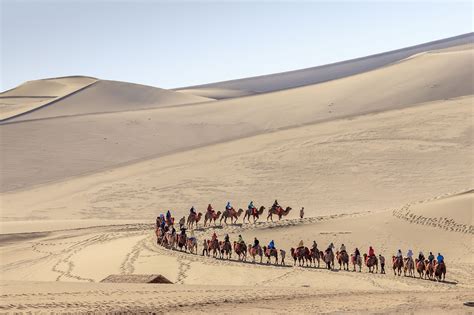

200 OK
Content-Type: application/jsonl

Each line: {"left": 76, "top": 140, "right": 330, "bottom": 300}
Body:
{"left": 177, "top": 33, "right": 473, "bottom": 95}
{"left": 3, "top": 79, "right": 214, "bottom": 122}
{"left": 175, "top": 87, "right": 258, "bottom": 99}
{"left": 0, "top": 76, "right": 97, "bottom": 121}
{"left": 1, "top": 44, "right": 472, "bottom": 192}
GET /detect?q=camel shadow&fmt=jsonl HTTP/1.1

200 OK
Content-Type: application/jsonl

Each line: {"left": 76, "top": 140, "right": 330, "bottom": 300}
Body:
{"left": 215, "top": 257, "right": 292, "bottom": 268}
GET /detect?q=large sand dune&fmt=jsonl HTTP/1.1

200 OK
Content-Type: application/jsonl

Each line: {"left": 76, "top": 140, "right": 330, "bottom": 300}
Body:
{"left": 0, "top": 34, "right": 473, "bottom": 313}
{"left": 176, "top": 33, "right": 473, "bottom": 97}
{"left": 1, "top": 43, "right": 472, "bottom": 192}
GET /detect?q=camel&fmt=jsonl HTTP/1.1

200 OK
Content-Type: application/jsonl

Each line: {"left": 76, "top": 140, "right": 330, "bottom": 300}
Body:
{"left": 208, "top": 239, "right": 220, "bottom": 258}
{"left": 392, "top": 256, "right": 404, "bottom": 276}
{"left": 404, "top": 257, "right": 415, "bottom": 277}
{"left": 176, "top": 233, "right": 187, "bottom": 251}
{"left": 324, "top": 249, "right": 334, "bottom": 270}
{"left": 415, "top": 259, "right": 425, "bottom": 279}
{"left": 220, "top": 208, "right": 244, "bottom": 225}
{"left": 351, "top": 254, "right": 362, "bottom": 272}
{"left": 336, "top": 250, "right": 349, "bottom": 271}
{"left": 262, "top": 246, "right": 279, "bottom": 265}
{"left": 363, "top": 254, "right": 378, "bottom": 273}
{"left": 248, "top": 244, "right": 263, "bottom": 263}
{"left": 187, "top": 212, "right": 202, "bottom": 229}
{"left": 267, "top": 206, "right": 292, "bottom": 221}
{"left": 425, "top": 261, "right": 435, "bottom": 280}
{"left": 163, "top": 231, "right": 176, "bottom": 249}
{"left": 186, "top": 237, "right": 197, "bottom": 254}
{"left": 219, "top": 241, "right": 232, "bottom": 259}
{"left": 204, "top": 211, "right": 222, "bottom": 227}
{"left": 291, "top": 247, "right": 310, "bottom": 266}
{"left": 155, "top": 228, "right": 164, "bottom": 245}
{"left": 434, "top": 261, "right": 446, "bottom": 281}
{"left": 310, "top": 248, "right": 321, "bottom": 268}
{"left": 243, "top": 206, "right": 265, "bottom": 223}
{"left": 280, "top": 249, "right": 286, "bottom": 265}
{"left": 233, "top": 242, "right": 247, "bottom": 261}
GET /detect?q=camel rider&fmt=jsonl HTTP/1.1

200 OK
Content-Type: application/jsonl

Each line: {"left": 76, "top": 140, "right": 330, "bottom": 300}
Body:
{"left": 298, "top": 240, "right": 304, "bottom": 250}
{"left": 272, "top": 199, "right": 280, "bottom": 210}
{"left": 207, "top": 204, "right": 214, "bottom": 215}
{"left": 189, "top": 206, "right": 196, "bottom": 216}
{"left": 253, "top": 237, "right": 260, "bottom": 249}
{"left": 327, "top": 242, "right": 335, "bottom": 253}
{"left": 224, "top": 234, "right": 230, "bottom": 244}
{"left": 340, "top": 243, "right": 347, "bottom": 254}
{"left": 437, "top": 253, "right": 444, "bottom": 264}
{"left": 268, "top": 240, "right": 275, "bottom": 250}
{"left": 428, "top": 252, "right": 435, "bottom": 264}
{"left": 166, "top": 210, "right": 171, "bottom": 220}
{"left": 180, "top": 227, "right": 187, "bottom": 236}
{"left": 170, "top": 226, "right": 176, "bottom": 235}
{"left": 237, "top": 234, "right": 245, "bottom": 245}
{"left": 354, "top": 248, "right": 361, "bottom": 261}
{"left": 312, "top": 241, "right": 318, "bottom": 251}
{"left": 226, "top": 201, "right": 232, "bottom": 210}
{"left": 418, "top": 251, "right": 425, "bottom": 262}
{"left": 248, "top": 201, "right": 256, "bottom": 215}
{"left": 211, "top": 232, "right": 217, "bottom": 242}
{"left": 368, "top": 246, "right": 375, "bottom": 257}
{"left": 407, "top": 249, "right": 414, "bottom": 260}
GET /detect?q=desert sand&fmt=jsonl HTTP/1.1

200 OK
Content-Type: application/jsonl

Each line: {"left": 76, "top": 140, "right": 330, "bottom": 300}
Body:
{"left": 0, "top": 33, "right": 473, "bottom": 313}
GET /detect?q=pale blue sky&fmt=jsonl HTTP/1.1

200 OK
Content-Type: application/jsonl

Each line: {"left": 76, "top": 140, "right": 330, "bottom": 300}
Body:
{"left": 1, "top": 1, "right": 472, "bottom": 91}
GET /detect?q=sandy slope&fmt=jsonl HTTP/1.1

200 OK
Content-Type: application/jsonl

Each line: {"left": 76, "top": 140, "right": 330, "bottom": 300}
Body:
{"left": 176, "top": 33, "right": 473, "bottom": 96}
{"left": 1, "top": 96, "right": 472, "bottom": 222}
{"left": 3, "top": 79, "right": 214, "bottom": 122}
{"left": 0, "top": 76, "right": 97, "bottom": 121}
{"left": 1, "top": 44, "right": 472, "bottom": 192}
{"left": 0, "top": 192, "right": 472, "bottom": 313}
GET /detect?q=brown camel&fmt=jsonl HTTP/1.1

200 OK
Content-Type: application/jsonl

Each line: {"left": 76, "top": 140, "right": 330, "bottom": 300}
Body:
{"left": 262, "top": 246, "right": 279, "bottom": 265}
{"left": 186, "top": 237, "right": 197, "bottom": 254}
{"left": 336, "top": 250, "right": 349, "bottom": 271}
{"left": 324, "top": 249, "right": 334, "bottom": 270}
{"left": 208, "top": 238, "right": 220, "bottom": 257}
{"left": 243, "top": 206, "right": 266, "bottom": 223}
{"left": 187, "top": 212, "right": 202, "bottom": 229}
{"left": 404, "top": 257, "right": 415, "bottom": 277}
{"left": 219, "top": 241, "right": 232, "bottom": 259}
{"left": 220, "top": 208, "right": 244, "bottom": 224}
{"left": 363, "top": 254, "right": 378, "bottom": 273}
{"left": 425, "top": 261, "right": 435, "bottom": 280}
{"left": 310, "top": 248, "right": 321, "bottom": 268}
{"left": 163, "top": 231, "right": 176, "bottom": 249}
{"left": 415, "top": 259, "right": 425, "bottom": 278}
{"left": 204, "top": 211, "right": 222, "bottom": 227}
{"left": 233, "top": 241, "right": 247, "bottom": 261}
{"left": 267, "top": 206, "right": 292, "bottom": 221}
{"left": 248, "top": 244, "right": 263, "bottom": 263}
{"left": 155, "top": 228, "right": 164, "bottom": 245}
{"left": 434, "top": 261, "right": 446, "bottom": 281}
{"left": 392, "top": 256, "right": 403, "bottom": 276}
{"left": 351, "top": 254, "right": 362, "bottom": 272}
{"left": 176, "top": 233, "right": 187, "bottom": 251}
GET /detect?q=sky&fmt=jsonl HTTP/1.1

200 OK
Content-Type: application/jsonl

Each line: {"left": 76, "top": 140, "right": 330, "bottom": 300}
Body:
{"left": 1, "top": 1, "right": 472, "bottom": 91}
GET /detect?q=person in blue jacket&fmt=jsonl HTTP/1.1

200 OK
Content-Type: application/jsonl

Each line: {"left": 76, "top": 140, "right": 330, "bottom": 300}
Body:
{"left": 268, "top": 240, "right": 275, "bottom": 250}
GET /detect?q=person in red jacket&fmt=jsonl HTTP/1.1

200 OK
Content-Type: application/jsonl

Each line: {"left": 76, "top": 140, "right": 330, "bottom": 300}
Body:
{"left": 207, "top": 204, "right": 215, "bottom": 216}
{"left": 368, "top": 246, "right": 375, "bottom": 257}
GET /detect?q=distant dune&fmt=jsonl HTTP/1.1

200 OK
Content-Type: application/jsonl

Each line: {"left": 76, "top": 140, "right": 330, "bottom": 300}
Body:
{"left": 1, "top": 40, "right": 472, "bottom": 192}
{"left": 176, "top": 33, "right": 473, "bottom": 97}
{"left": 1, "top": 79, "right": 214, "bottom": 122}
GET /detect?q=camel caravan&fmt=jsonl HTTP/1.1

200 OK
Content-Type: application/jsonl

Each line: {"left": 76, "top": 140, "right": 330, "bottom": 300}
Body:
{"left": 155, "top": 203, "right": 448, "bottom": 282}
